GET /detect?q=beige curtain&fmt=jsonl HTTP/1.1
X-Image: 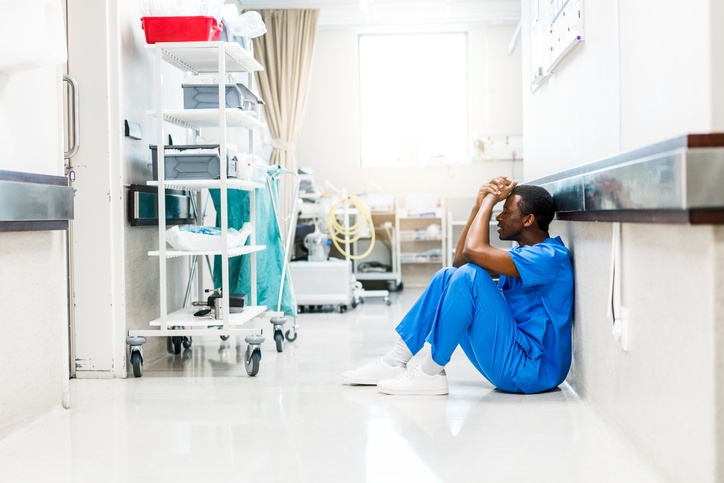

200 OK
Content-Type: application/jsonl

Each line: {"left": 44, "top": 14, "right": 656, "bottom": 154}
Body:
{"left": 252, "top": 9, "right": 319, "bottom": 236}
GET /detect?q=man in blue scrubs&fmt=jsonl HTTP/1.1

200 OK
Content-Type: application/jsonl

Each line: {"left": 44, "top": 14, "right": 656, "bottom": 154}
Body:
{"left": 342, "top": 177, "right": 574, "bottom": 395}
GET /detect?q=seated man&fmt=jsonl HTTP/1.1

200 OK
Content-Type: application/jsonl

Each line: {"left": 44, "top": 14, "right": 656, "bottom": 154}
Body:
{"left": 342, "top": 177, "right": 574, "bottom": 395}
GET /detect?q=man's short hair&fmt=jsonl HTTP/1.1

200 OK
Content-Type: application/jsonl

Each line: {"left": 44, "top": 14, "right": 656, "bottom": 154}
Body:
{"left": 511, "top": 185, "right": 555, "bottom": 232}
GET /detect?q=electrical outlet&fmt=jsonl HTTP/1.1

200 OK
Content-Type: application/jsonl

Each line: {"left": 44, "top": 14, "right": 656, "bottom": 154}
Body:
{"left": 612, "top": 306, "right": 629, "bottom": 351}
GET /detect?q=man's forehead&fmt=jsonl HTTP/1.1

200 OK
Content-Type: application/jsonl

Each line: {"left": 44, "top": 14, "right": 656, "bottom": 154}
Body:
{"left": 504, "top": 194, "right": 521, "bottom": 211}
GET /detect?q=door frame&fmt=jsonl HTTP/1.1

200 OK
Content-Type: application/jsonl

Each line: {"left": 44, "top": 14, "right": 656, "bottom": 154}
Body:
{"left": 64, "top": 0, "right": 128, "bottom": 379}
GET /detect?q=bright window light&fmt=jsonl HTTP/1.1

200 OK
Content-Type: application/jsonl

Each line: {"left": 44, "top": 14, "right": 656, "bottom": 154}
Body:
{"left": 359, "top": 33, "right": 468, "bottom": 168}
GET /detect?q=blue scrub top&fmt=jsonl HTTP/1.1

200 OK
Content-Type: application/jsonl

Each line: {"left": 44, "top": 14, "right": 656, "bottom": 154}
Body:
{"left": 498, "top": 236, "right": 574, "bottom": 393}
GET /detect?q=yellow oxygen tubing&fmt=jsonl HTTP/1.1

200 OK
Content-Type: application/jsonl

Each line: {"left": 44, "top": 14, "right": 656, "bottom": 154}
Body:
{"left": 326, "top": 195, "right": 376, "bottom": 260}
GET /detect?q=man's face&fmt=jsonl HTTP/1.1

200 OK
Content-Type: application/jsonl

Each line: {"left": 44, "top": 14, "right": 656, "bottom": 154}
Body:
{"left": 495, "top": 195, "right": 528, "bottom": 241}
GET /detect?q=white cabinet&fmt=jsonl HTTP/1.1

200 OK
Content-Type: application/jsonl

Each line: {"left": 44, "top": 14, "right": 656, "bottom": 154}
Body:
{"left": 127, "top": 41, "right": 270, "bottom": 377}
{"left": 395, "top": 207, "right": 446, "bottom": 288}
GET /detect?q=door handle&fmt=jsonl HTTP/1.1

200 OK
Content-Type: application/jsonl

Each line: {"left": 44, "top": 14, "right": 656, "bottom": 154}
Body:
{"left": 63, "top": 74, "right": 79, "bottom": 159}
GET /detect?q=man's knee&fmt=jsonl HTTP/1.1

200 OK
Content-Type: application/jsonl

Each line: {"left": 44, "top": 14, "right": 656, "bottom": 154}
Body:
{"left": 429, "top": 266, "right": 457, "bottom": 284}
{"left": 435, "top": 266, "right": 457, "bottom": 277}
{"left": 451, "top": 263, "right": 496, "bottom": 288}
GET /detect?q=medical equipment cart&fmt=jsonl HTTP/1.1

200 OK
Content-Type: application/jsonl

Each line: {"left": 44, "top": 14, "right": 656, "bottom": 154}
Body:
{"left": 289, "top": 258, "right": 355, "bottom": 312}
{"left": 126, "top": 40, "right": 288, "bottom": 377}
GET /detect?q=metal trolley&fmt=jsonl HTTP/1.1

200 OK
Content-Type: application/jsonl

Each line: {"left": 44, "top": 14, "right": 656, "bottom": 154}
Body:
{"left": 125, "top": 41, "right": 295, "bottom": 377}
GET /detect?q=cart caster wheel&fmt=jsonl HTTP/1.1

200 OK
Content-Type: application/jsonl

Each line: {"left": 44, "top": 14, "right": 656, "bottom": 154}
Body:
{"left": 166, "top": 336, "right": 174, "bottom": 353}
{"left": 172, "top": 336, "right": 183, "bottom": 354}
{"left": 126, "top": 336, "right": 146, "bottom": 378}
{"left": 384, "top": 297, "right": 391, "bottom": 306}
{"left": 285, "top": 328, "right": 298, "bottom": 342}
{"left": 182, "top": 336, "right": 192, "bottom": 350}
{"left": 245, "top": 346, "right": 261, "bottom": 376}
{"left": 351, "top": 300, "right": 358, "bottom": 309}
{"left": 273, "top": 331, "right": 285, "bottom": 352}
{"left": 220, "top": 335, "right": 230, "bottom": 341}
{"left": 130, "top": 351, "right": 143, "bottom": 377}
{"left": 339, "top": 305, "right": 347, "bottom": 313}
{"left": 270, "top": 317, "right": 286, "bottom": 353}
{"left": 244, "top": 334, "right": 265, "bottom": 377}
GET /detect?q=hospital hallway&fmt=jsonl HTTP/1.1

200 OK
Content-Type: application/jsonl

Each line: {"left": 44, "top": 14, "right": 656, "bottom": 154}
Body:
{"left": 0, "top": 288, "right": 662, "bottom": 482}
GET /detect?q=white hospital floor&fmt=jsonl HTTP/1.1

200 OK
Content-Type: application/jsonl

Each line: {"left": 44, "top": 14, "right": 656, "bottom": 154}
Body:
{"left": 0, "top": 288, "right": 663, "bottom": 483}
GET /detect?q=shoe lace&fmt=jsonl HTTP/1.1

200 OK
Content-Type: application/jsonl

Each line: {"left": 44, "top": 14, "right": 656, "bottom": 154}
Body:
{"left": 396, "top": 365, "right": 422, "bottom": 380}
{"left": 397, "top": 365, "right": 445, "bottom": 380}
{"left": 355, "top": 358, "right": 386, "bottom": 371}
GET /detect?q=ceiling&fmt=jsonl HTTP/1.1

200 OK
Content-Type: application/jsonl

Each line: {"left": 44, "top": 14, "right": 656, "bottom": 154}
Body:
{"left": 235, "top": 0, "right": 522, "bottom": 29}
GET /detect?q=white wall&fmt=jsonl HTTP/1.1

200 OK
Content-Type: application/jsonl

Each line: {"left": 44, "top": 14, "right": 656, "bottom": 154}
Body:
{"left": 297, "top": 25, "right": 523, "bottom": 201}
{"left": 521, "top": 0, "right": 724, "bottom": 480}
{"left": 0, "top": 63, "right": 67, "bottom": 434}
{"left": 558, "top": 221, "right": 720, "bottom": 482}
{"left": 618, "top": 1, "right": 713, "bottom": 148}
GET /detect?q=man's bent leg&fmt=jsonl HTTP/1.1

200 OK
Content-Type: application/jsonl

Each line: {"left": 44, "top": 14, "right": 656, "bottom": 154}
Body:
{"left": 395, "top": 267, "right": 457, "bottom": 355}
{"left": 343, "top": 267, "right": 455, "bottom": 386}
{"left": 379, "top": 265, "right": 496, "bottom": 395}
{"left": 427, "top": 264, "right": 526, "bottom": 392}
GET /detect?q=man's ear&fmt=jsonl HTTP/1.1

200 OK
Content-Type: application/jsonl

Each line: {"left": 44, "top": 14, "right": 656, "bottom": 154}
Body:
{"left": 523, "top": 213, "right": 536, "bottom": 228}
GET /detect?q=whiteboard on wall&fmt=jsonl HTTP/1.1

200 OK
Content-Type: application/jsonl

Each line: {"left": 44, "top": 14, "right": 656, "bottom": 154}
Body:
{"left": 530, "top": 0, "right": 584, "bottom": 92}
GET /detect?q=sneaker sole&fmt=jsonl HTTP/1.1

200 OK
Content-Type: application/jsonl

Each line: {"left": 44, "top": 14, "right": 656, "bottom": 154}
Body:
{"left": 341, "top": 367, "right": 406, "bottom": 386}
{"left": 378, "top": 386, "right": 449, "bottom": 396}
{"left": 341, "top": 376, "right": 379, "bottom": 386}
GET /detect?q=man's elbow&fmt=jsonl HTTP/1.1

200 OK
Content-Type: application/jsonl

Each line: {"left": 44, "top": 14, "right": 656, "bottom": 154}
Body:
{"left": 452, "top": 250, "right": 469, "bottom": 268}
{"left": 462, "top": 245, "right": 493, "bottom": 270}
{"left": 461, "top": 248, "right": 475, "bottom": 264}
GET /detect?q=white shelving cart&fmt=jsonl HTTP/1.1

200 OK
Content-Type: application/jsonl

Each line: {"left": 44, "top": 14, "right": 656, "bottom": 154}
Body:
{"left": 126, "top": 41, "right": 287, "bottom": 377}
{"left": 395, "top": 205, "right": 446, "bottom": 288}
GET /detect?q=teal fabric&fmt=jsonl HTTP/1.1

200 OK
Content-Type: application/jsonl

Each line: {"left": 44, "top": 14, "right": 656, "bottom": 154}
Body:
{"left": 210, "top": 170, "right": 297, "bottom": 317}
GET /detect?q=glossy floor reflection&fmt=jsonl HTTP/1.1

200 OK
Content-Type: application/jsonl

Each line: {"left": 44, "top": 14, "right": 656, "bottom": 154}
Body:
{"left": 0, "top": 288, "right": 662, "bottom": 482}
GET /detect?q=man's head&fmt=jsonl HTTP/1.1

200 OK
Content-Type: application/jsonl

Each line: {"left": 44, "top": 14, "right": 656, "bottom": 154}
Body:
{"left": 511, "top": 185, "right": 555, "bottom": 232}
{"left": 496, "top": 185, "right": 555, "bottom": 242}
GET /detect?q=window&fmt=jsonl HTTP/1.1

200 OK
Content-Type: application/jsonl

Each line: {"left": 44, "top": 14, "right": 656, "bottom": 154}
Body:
{"left": 359, "top": 33, "right": 468, "bottom": 168}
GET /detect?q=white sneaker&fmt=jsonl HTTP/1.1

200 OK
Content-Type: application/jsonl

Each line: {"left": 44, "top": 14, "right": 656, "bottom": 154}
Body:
{"left": 342, "top": 359, "right": 406, "bottom": 385}
{"left": 377, "top": 365, "right": 449, "bottom": 395}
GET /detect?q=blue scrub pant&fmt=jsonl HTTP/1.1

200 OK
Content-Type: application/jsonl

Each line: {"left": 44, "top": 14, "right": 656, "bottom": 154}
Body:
{"left": 395, "top": 264, "right": 527, "bottom": 393}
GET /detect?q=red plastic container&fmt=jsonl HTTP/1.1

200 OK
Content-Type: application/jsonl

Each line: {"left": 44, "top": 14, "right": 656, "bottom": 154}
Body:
{"left": 141, "top": 16, "right": 222, "bottom": 44}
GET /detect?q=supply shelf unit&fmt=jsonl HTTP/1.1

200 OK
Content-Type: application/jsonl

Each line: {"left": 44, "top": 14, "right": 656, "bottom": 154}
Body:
{"left": 127, "top": 41, "right": 280, "bottom": 377}
{"left": 395, "top": 206, "right": 446, "bottom": 288}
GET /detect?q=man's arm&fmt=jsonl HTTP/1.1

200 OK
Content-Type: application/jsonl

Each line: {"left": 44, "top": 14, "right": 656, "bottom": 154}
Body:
{"left": 452, "top": 189, "right": 486, "bottom": 267}
{"left": 454, "top": 177, "right": 520, "bottom": 277}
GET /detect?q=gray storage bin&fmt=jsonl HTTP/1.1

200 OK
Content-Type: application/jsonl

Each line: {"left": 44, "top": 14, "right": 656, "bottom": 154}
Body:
{"left": 236, "top": 83, "right": 262, "bottom": 111}
{"left": 182, "top": 84, "right": 244, "bottom": 109}
{"left": 151, "top": 144, "right": 238, "bottom": 180}
{"left": 182, "top": 82, "right": 263, "bottom": 111}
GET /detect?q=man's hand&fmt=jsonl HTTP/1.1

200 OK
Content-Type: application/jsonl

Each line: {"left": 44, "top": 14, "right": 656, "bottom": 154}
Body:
{"left": 456, "top": 175, "right": 520, "bottom": 275}
{"left": 476, "top": 176, "right": 518, "bottom": 207}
